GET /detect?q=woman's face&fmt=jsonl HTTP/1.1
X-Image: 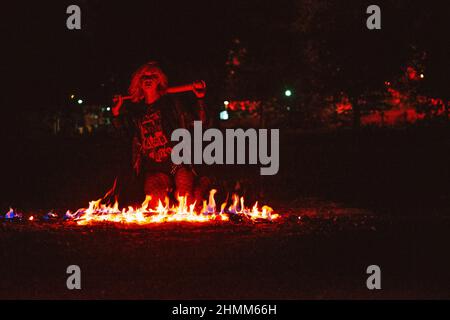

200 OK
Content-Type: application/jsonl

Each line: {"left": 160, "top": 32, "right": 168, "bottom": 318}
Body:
{"left": 140, "top": 69, "right": 161, "bottom": 94}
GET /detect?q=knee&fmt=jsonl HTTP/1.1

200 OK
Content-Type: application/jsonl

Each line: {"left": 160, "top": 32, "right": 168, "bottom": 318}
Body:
{"left": 144, "top": 173, "right": 172, "bottom": 199}
{"left": 175, "top": 167, "right": 194, "bottom": 197}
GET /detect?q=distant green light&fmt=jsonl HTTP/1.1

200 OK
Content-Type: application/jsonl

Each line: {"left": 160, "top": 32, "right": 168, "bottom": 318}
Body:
{"left": 284, "top": 89, "right": 292, "bottom": 97}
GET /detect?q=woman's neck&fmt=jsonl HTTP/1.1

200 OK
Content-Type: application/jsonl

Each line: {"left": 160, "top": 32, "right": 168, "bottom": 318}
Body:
{"left": 144, "top": 91, "right": 160, "bottom": 105}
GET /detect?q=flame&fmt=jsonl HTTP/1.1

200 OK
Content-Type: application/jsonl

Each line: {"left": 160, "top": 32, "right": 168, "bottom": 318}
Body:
{"left": 5, "top": 208, "right": 15, "bottom": 219}
{"left": 72, "top": 189, "right": 279, "bottom": 225}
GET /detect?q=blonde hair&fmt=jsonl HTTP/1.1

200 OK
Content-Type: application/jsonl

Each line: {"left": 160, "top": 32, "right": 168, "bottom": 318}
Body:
{"left": 128, "top": 61, "right": 169, "bottom": 103}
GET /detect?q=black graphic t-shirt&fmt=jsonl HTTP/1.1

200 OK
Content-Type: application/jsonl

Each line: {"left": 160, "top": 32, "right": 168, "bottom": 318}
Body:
{"left": 137, "top": 107, "right": 172, "bottom": 162}
{"left": 120, "top": 95, "right": 181, "bottom": 175}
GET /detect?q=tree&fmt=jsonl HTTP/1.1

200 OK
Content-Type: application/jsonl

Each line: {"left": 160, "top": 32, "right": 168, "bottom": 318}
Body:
{"left": 290, "top": 0, "right": 432, "bottom": 128}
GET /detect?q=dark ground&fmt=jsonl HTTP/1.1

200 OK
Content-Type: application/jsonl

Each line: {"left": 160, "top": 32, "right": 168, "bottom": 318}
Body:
{"left": 1, "top": 209, "right": 449, "bottom": 299}
{"left": 1, "top": 126, "right": 450, "bottom": 299}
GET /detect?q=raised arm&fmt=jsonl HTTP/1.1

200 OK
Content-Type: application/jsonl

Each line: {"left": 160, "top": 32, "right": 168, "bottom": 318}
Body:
{"left": 112, "top": 95, "right": 125, "bottom": 117}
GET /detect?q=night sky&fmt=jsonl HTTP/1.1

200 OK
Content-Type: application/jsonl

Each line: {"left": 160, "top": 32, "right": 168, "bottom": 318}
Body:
{"left": 4, "top": 1, "right": 450, "bottom": 116}
{"left": 5, "top": 1, "right": 296, "bottom": 109}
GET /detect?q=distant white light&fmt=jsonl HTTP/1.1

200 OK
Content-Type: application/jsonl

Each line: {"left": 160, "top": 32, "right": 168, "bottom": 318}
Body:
{"left": 220, "top": 110, "right": 229, "bottom": 120}
{"left": 420, "top": 73, "right": 424, "bottom": 79}
{"left": 106, "top": 107, "right": 111, "bottom": 111}
{"left": 77, "top": 99, "right": 83, "bottom": 104}
{"left": 224, "top": 100, "right": 229, "bottom": 106}
{"left": 287, "top": 106, "right": 291, "bottom": 111}
{"left": 70, "top": 94, "right": 75, "bottom": 99}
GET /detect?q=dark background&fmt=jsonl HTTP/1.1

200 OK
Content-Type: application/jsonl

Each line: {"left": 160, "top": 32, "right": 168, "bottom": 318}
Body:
{"left": 1, "top": 0, "right": 450, "bottom": 300}
{"left": 2, "top": 0, "right": 450, "bottom": 213}
{"left": 5, "top": 0, "right": 450, "bottom": 112}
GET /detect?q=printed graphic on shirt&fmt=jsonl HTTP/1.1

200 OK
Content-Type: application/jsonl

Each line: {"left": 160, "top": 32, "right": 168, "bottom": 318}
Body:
{"left": 138, "top": 110, "right": 172, "bottom": 163}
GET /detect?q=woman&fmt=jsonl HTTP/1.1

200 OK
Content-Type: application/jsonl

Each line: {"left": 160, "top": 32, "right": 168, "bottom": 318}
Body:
{"left": 113, "top": 61, "right": 209, "bottom": 207}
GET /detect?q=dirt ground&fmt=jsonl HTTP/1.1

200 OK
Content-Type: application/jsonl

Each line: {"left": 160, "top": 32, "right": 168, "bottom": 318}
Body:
{"left": 2, "top": 128, "right": 450, "bottom": 299}
{"left": 1, "top": 203, "right": 449, "bottom": 300}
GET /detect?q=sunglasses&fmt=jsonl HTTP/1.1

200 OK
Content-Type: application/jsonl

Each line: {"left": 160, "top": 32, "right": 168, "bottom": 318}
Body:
{"left": 141, "top": 74, "right": 160, "bottom": 81}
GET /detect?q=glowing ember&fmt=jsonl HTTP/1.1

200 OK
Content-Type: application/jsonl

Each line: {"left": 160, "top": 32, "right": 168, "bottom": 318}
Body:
{"left": 71, "top": 189, "right": 279, "bottom": 225}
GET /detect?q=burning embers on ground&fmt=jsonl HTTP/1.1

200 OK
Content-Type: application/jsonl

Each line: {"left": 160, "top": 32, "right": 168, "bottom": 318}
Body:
{"left": 4, "top": 189, "right": 279, "bottom": 226}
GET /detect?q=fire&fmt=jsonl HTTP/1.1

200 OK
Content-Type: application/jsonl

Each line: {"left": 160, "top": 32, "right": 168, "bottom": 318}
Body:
{"left": 71, "top": 189, "right": 279, "bottom": 225}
